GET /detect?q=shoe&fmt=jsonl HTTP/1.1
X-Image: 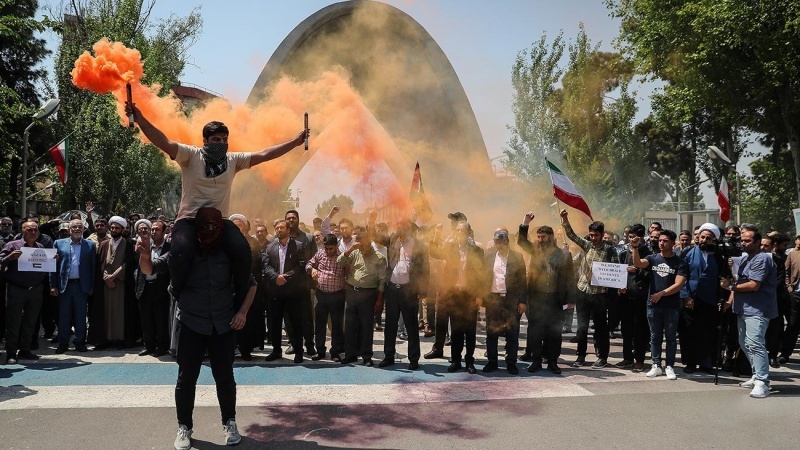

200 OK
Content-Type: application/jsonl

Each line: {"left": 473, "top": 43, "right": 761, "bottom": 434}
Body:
{"left": 294, "top": 354, "right": 303, "bottom": 364}
{"left": 749, "top": 380, "right": 770, "bottom": 398}
{"left": 778, "top": 355, "right": 789, "bottom": 364}
{"left": 240, "top": 353, "right": 252, "bottom": 361}
{"left": 591, "top": 358, "right": 607, "bottom": 369}
{"left": 93, "top": 342, "right": 109, "bottom": 351}
{"left": 739, "top": 376, "right": 756, "bottom": 389}
{"left": 55, "top": 345, "right": 68, "bottom": 354}
{"left": 340, "top": 356, "right": 358, "bottom": 364}
{"left": 423, "top": 327, "right": 434, "bottom": 338}
{"left": 264, "top": 352, "right": 282, "bottom": 362}
{"left": 418, "top": 320, "right": 426, "bottom": 330}
{"left": 507, "top": 363, "right": 519, "bottom": 375}
{"left": 466, "top": 363, "right": 477, "bottom": 374}
{"left": 699, "top": 366, "right": 715, "bottom": 375}
{"left": 665, "top": 366, "right": 677, "bottom": 380}
{"left": 398, "top": 331, "right": 408, "bottom": 341}
{"left": 424, "top": 349, "right": 444, "bottom": 359}
{"left": 139, "top": 349, "right": 155, "bottom": 356}
{"left": 362, "top": 358, "right": 374, "bottom": 367}
{"left": 519, "top": 352, "right": 533, "bottom": 362}
{"left": 378, "top": 357, "right": 395, "bottom": 368}
{"left": 16, "top": 350, "right": 39, "bottom": 360}
{"left": 482, "top": 362, "right": 498, "bottom": 373}
{"left": 770, "top": 358, "right": 780, "bottom": 369}
{"left": 6, "top": 356, "right": 18, "bottom": 365}
{"left": 721, "top": 357, "right": 733, "bottom": 372}
{"left": 174, "top": 424, "right": 192, "bottom": 450}
{"left": 547, "top": 362, "right": 562, "bottom": 374}
{"left": 331, "top": 354, "right": 342, "bottom": 363}
{"left": 447, "top": 362, "right": 462, "bottom": 372}
{"left": 646, "top": 364, "right": 663, "bottom": 378}
{"left": 311, "top": 353, "right": 324, "bottom": 361}
{"left": 286, "top": 345, "right": 295, "bottom": 355}
{"left": 408, "top": 361, "right": 420, "bottom": 370}
{"left": 569, "top": 336, "right": 578, "bottom": 343}
{"left": 223, "top": 419, "right": 242, "bottom": 446}
{"left": 572, "top": 357, "right": 585, "bottom": 367}
{"left": 444, "top": 338, "right": 451, "bottom": 346}
{"left": 50, "top": 336, "right": 59, "bottom": 343}
{"left": 614, "top": 359, "right": 633, "bottom": 369}
{"left": 527, "top": 360, "right": 543, "bottom": 373}
{"left": 562, "top": 327, "right": 573, "bottom": 333}
{"left": 633, "top": 361, "right": 645, "bottom": 372}
{"left": 75, "top": 344, "right": 89, "bottom": 353}
{"left": 683, "top": 364, "right": 696, "bottom": 374}
{"left": 306, "top": 347, "right": 317, "bottom": 357}
{"left": 374, "top": 324, "right": 383, "bottom": 332}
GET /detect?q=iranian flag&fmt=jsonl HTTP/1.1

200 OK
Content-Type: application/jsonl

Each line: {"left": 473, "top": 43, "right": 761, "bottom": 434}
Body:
{"left": 49, "top": 137, "right": 69, "bottom": 185}
{"left": 546, "top": 158, "right": 593, "bottom": 220}
{"left": 718, "top": 175, "right": 731, "bottom": 222}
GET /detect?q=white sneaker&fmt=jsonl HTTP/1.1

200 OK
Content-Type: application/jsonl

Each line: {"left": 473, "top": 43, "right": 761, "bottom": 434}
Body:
{"left": 646, "top": 364, "right": 663, "bottom": 378}
{"left": 665, "top": 366, "right": 677, "bottom": 380}
{"left": 174, "top": 425, "right": 192, "bottom": 450}
{"left": 739, "top": 376, "right": 756, "bottom": 389}
{"left": 224, "top": 419, "right": 242, "bottom": 446}
{"left": 749, "top": 380, "right": 770, "bottom": 398}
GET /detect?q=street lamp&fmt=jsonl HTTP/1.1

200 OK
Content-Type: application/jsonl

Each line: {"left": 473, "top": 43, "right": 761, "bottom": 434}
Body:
{"left": 707, "top": 145, "right": 741, "bottom": 225}
{"left": 22, "top": 98, "right": 60, "bottom": 218}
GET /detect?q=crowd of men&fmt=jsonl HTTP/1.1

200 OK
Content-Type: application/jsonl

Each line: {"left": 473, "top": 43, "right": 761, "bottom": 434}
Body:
{"left": 2, "top": 207, "right": 795, "bottom": 396}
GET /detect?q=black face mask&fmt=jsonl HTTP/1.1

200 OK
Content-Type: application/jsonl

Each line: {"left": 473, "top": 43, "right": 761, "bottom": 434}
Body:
{"left": 201, "top": 142, "right": 228, "bottom": 177}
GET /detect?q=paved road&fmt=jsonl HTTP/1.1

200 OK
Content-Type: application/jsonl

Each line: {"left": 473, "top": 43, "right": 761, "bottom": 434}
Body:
{"left": 2, "top": 322, "right": 799, "bottom": 449}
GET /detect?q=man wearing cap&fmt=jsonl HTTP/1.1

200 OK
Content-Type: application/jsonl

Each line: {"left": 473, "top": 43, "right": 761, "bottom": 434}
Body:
{"left": 0, "top": 220, "right": 49, "bottom": 364}
{"left": 306, "top": 233, "right": 347, "bottom": 362}
{"left": 97, "top": 216, "right": 133, "bottom": 348}
{"left": 482, "top": 227, "right": 527, "bottom": 374}
{"left": 134, "top": 219, "right": 172, "bottom": 357}
{"left": 50, "top": 219, "right": 96, "bottom": 354}
{"left": 679, "top": 223, "right": 729, "bottom": 374}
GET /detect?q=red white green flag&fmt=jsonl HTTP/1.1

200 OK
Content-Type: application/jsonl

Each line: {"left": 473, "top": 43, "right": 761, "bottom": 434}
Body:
{"left": 718, "top": 175, "right": 731, "bottom": 222}
{"left": 49, "top": 137, "right": 69, "bottom": 185}
{"left": 546, "top": 158, "right": 593, "bottom": 220}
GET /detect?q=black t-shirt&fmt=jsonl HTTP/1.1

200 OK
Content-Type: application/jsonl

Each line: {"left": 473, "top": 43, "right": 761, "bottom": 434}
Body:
{"left": 646, "top": 253, "right": 688, "bottom": 309}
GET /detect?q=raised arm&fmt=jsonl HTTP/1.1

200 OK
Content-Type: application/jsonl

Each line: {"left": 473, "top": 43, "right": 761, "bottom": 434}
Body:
{"left": 517, "top": 212, "right": 536, "bottom": 255}
{"left": 249, "top": 130, "right": 307, "bottom": 166}
{"left": 560, "top": 209, "right": 590, "bottom": 251}
{"left": 629, "top": 236, "right": 651, "bottom": 269}
{"left": 126, "top": 102, "right": 178, "bottom": 159}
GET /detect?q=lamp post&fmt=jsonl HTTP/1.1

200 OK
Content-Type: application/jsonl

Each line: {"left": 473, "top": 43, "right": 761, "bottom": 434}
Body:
{"left": 707, "top": 145, "right": 741, "bottom": 225}
{"left": 651, "top": 171, "right": 709, "bottom": 229}
{"left": 21, "top": 98, "right": 61, "bottom": 218}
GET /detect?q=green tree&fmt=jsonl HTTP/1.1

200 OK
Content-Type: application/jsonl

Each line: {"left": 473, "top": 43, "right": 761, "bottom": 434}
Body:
{"left": 315, "top": 194, "right": 356, "bottom": 221}
{"left": 49, "top": 0, "right": 201, "bottom": 214}
{"left": 0, "top": 0, "right": 53, "bottom": 213}
{"left": 741, "top": 143, "right": 797, "bottom": 233}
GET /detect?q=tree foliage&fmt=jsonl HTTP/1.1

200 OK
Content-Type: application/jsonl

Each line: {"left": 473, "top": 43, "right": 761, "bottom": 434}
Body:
{"left": 315, "top": 194, "right": 356, "bottom": 222}
{"left": 48, "top": 0, "right": 201, "bottom": 215}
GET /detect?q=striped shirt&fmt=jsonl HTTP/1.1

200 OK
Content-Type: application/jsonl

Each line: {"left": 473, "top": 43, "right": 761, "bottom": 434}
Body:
{"left": 563, "top": 223, "right": 620, "bottom": 294}
{"left": 306, "top": 248, "right": 346, "bottom": 293}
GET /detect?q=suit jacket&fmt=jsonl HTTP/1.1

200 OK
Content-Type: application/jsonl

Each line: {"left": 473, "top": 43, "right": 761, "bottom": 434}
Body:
{"left": 262, "top": 238, "right": 306, "bottom": 295}
{"left": 483, "top": 247, "right": 527, "bottom": 306}
{"left": 517, "top": 225, "right": 569, "bottom": 306}
{"left": 50, "top": 238, "right": 96, "bottom": 294}
{"left": 135, "top": 239, "right": 172, "bottom": 299}
{"left": 429, "top": 240, "right": 485, "bottom": 294}
{"left": 385, "top": 234, "right": 430, "bottom": 298}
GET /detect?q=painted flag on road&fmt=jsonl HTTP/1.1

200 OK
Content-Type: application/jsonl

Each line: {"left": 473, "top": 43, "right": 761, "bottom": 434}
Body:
{"left": 718, "top": 175, "right": 731, "bottom": 222}
{"left": 49, "top": 137, "right": 69, "bottom": 185}
{"left": 409, "top": 161, "right": 433, "bottom": 224}
{"left": 546, "top": 158, "right": 593, "bottom": 220}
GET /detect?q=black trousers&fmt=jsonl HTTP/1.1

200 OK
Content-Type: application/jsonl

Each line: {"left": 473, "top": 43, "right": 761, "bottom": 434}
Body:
{"left": 384, "top": 283, "right": 421, "bottom": 362}
{"left": 576, "top": 292, "right": 610, "bottom": 359}
{"left": 485, "top": 293, "right": 519, "bottom": 364}
{"left": 446, "top": 289, "right": 478, "bottom": 364}
{"left": 528, "top": 293, "right": 562, "bottom": 362}
{"left": 283, "top": 287, "right": 315, "bottom": 351}
{"left": 344, "top": 286, "right": 377, "bottom": 359}
{"left": 236, "top": 292, "right": 263, "bottom": 356}
{"left": 315, "top": 290, "right": 345, "bottom": 356}
{"left": 139, "top": 280, "right": 171, "bottom": 352}
{"left": 620, "top": 292, "right": 650, "bottom": 363}
{"left": 5, "top": 284, "right": 43, "bottom": 355}
{"left": 781, "top": 290, "right": 800, "bottom": 357}
{"left": 433, "top": 294, "right": 453, "bottom": 351}
{"left": 766, "top": 290, "right": 789, "bottom": 359}
{"left": 268, "top": 288, "right": 303, "bottom": 355}
{"left": 679, "top": 298, "right": 719, "bottom": 368}
{"left": 175, "top": 322, "right": 236, "bottom": 430}
{"left": 170, "top": 218, "right": 251, "bottom": 307}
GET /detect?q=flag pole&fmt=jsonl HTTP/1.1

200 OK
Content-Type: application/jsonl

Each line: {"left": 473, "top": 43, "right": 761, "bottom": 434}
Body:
{"left": 28, "top": 130, "right": 76, "bottom": 169}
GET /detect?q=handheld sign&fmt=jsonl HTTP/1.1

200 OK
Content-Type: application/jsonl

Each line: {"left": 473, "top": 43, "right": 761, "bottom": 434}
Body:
{"left": 18, "top": 247, "right": 56, "bottom": 272}
{"left": 590, "top": 261, "right": 627, "bottom": 289}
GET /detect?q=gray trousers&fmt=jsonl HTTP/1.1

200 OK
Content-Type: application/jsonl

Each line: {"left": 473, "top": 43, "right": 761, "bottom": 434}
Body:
{"left": 5, "top": 283, "right": 43, "bottom": 355}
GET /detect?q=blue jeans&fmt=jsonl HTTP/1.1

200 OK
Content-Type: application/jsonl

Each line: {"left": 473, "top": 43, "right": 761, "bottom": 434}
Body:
{"left": 58, "top": 280, "right": 88, "bottom": 346}
{"left": 647, "top": 305, "right": 679, "bottom": 367}
{"left": 737, "top": 314, "right": 770, "bottom": 383}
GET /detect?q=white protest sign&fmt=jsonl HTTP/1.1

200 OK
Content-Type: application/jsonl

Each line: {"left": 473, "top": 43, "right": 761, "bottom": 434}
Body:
{"left": 590, "top": 261, "right": 627, "bottom": 289}
{"left": 17, "top": 247, "right": 56, "bottom": 272}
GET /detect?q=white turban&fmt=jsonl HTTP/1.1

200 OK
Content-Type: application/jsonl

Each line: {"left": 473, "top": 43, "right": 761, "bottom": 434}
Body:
{"left": 134, "top": 218, "right": 152, "bottom": 232}
{"left": 698, "top": 223, "right": 720, "bottom": 240}
{"left": 228, "top": 213, "right": 248, "bottom": 225}
{"left": 109, "top": 216, "right": 128, "bottom": 228}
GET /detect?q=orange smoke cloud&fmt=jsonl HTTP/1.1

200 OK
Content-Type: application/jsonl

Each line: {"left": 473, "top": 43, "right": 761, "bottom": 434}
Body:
{"left": 71, "top": 40, "right": 408, "bottom": 216}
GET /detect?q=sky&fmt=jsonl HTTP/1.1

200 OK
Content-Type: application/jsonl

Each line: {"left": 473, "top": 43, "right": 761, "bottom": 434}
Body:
{"left": 37, "top": 0, "right": 731, "bottom": 218}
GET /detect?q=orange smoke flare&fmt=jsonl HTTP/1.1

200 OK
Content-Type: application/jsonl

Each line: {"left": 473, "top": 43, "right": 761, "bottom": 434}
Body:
{"left": 71, "top": 38, "right": 144, "bottom": 93}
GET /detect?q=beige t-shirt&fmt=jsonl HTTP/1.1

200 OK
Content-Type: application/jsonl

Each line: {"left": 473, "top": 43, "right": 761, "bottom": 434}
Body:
{"left": 174, "top": 143, "right": 251, "bottom": 220}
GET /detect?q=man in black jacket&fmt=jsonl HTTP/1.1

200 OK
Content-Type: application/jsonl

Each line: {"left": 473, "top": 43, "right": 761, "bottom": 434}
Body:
{"left": 482, "top": 228, "right": 527, "bottom": 374}
{"left": 617, "top": 224, "right": 651, "bottom": 372}
{"left": 518, "top": 215, "right": 570, "bottom": 374}
{"left": 263, "top": 219, "right": 307, "bottom": 363}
